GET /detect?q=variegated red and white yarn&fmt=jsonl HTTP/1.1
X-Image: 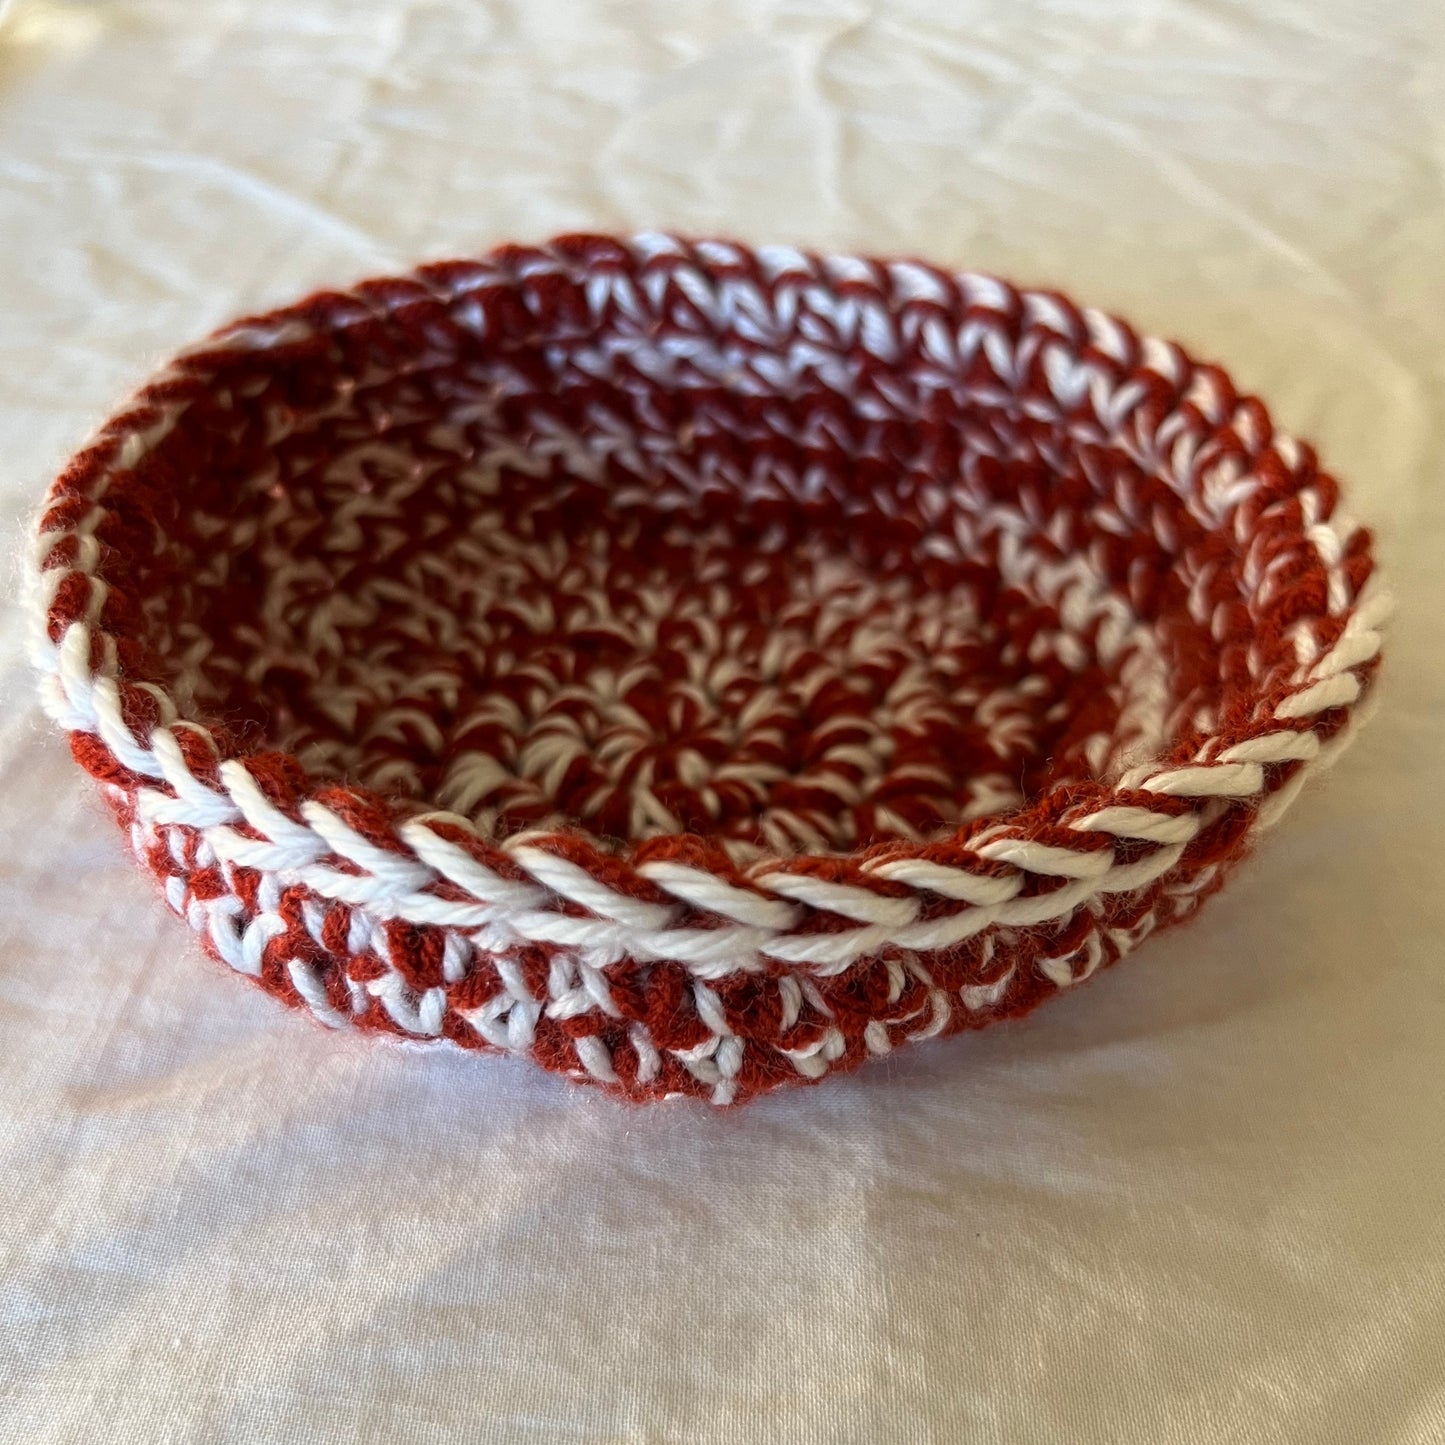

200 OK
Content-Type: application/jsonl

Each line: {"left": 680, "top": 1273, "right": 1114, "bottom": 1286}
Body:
{"left": 31, "top": 232, "right": 1386, "bottom": 1105}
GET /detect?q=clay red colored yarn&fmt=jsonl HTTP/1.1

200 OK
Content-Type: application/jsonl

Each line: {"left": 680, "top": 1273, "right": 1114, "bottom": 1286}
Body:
{"left": 30, "top": 233, "right": 1387, "bottom": 1104}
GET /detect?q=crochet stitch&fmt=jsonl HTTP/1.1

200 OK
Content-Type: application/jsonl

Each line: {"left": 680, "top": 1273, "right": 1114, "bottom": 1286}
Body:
{"left": 30, "top": 232, "right": 1386, "bottom": 1104}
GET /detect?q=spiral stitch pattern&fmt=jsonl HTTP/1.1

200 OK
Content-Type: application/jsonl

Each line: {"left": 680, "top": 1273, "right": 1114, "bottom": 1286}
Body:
{"left": 30, "top": 233, "right": 1386, "bottom": 1104}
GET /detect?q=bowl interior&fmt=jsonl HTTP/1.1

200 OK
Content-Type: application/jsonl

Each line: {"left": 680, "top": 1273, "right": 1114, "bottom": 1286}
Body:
{"left": 105, "top": 293, "right": 1234, "bottom": 859}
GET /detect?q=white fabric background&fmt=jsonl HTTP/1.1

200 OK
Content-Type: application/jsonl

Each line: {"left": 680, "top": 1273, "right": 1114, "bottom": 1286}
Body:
{"left": 1, "top": 2, "right": 1442, "bottom": 1440}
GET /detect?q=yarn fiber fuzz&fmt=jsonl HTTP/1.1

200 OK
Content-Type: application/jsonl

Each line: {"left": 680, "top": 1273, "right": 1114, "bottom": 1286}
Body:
{"left": 31, "top": 233, "right": 1386, "bottom": 1105}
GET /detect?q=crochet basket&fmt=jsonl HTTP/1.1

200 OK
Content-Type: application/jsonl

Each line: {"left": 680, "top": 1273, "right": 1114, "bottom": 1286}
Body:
{"left": 31, "top": 233, "right": 1386, "bottom": 1105}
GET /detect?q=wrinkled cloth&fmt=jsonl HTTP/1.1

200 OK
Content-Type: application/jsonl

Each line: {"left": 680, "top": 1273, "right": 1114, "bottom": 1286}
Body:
{"left": 1, "top": 2, "right": 1443, "bottom": 1440}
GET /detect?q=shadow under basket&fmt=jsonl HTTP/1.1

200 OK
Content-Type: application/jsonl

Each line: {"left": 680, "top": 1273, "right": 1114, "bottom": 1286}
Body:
{"left": 31, "top": 234, "right": 1386, "bottom": 1105}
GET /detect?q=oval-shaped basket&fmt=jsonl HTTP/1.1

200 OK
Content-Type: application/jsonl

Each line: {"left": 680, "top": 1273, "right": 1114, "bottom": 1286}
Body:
{"left": 31, "top": 233, "right": 1386, "bottom": 1104}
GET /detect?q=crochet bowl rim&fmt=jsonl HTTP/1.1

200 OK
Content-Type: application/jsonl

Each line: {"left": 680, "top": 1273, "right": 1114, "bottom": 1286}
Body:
{"left": 28, "top": 232, "right": 1390, "bottom": 971}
